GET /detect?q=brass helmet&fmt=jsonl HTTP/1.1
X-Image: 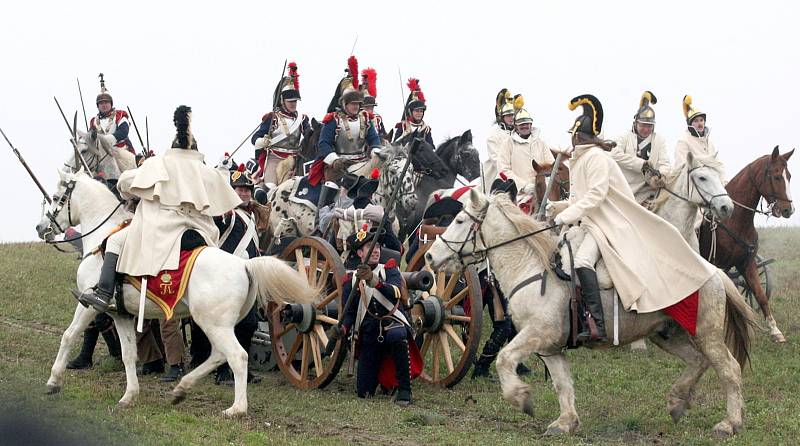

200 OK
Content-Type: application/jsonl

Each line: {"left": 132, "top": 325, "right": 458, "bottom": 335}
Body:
{"left": 404, "top": 78, "right": 426, "bottom": 118}
{"left": 514, "top": 108, "right": 533, "bottom": 125}
{"left": 634, "top": 91, "right": 657, "bottom": 125}
{"left": 95, "top": 73, "right": 113, "bottom": 105}
{"left": 568, "top": 94, "right": 603, "bottom": 137}
{"left": 494, "top": 88, "right": 514, "bottom": 123}
{"left": 683, "top": 95, "right": 706, "bottom": 125}
{"left": 327, "top": 56, "right": 363, "bottom": 113}
{"left": 360, "top": 68, "right": 378, "bottom": 107}
{"left": 272, "top": 62, "right": 301, "bottom": 111}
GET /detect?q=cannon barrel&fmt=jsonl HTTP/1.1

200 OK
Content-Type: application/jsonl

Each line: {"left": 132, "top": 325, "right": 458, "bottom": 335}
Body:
{"left": 402, "top": 271, "right": 434, "bottom": 292}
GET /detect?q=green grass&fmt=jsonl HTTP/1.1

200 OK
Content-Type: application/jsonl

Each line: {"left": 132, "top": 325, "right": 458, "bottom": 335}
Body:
{"left": 1, "top": 232, "right": 800, "bottom": 445}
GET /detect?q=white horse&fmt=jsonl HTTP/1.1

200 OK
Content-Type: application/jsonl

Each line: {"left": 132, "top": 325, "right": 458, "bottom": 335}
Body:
{"left": 425, "top": 189, "right": 756, "bottom": 438}
{"left": 63, "top": 130, "right": 136, "bottom": 178}
{"left": 35, "top": 170, "right": 319, "bottom": 416}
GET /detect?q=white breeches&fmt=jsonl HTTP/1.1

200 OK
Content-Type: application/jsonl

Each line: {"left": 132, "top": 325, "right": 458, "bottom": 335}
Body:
{"left": 106, "top": 227, "right": 129, "bottom": 255}
{"left": 573, "top": 230, "right": 600, "bottom": 270}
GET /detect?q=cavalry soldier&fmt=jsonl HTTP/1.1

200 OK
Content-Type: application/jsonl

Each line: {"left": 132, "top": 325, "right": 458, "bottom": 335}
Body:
{"left": 190, "top": 164, "right": 263, "bottom": 385}
{"left": 483, "top": 89, "right": 517, "bottom": 192}
{"left": 360, "top": 68, "right": 387, "bottom": 139}
{"left": 547, "top": 94, "right": 717, "bottom": 344}
{"left": 610, "top": 91, "right": 671, "bottom": 207}
{"left": 494, "top": 96, "right": 556, "bottom": 196}
{"left": 312, "top": 56, "right": 381, "bottom": 206}
{"left": 675, "top": 95, "right": 727, "bottom": 183}
{"left": 251, "top": 62, "right": 310, "bottom": 188}
{"left": 339, "top": 227, "right": 413, "bottom": 406}
{"left": 393, "top": 78, "right": 434, "bottom": 145}
{"left": 75, "top": 105, "right": 241, "bottom": 312}
{"left": 91, "top": 73, "right": 134, "bottom": 156}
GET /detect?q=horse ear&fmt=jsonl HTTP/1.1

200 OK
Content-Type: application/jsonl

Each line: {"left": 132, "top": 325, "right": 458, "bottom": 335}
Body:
{"left": 460, "top": 129, "right": 472, "bottom": 143}
{"left": 468, "top": 187, "right": 481, "bottom": 207}
{"left": 783, "top": 148, "right": 795, "bottom": 160}
{"left": 531, "top": 159, "right": 541, "bottom": 172}
{"left": 387, "top": 128, "right": 395, "bottom": 142}
{"left": 772, "top": 145, "right": 781, "bottom": 159}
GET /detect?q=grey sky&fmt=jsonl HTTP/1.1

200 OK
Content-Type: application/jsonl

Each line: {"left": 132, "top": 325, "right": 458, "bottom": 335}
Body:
{"left": 2, "top": 0, "right": 798, "bottom": 241}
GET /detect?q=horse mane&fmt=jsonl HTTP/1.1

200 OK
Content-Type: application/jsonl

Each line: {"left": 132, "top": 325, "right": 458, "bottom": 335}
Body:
{"left": 489, "top": 193, "right": 555, "bottom": 271}
{"left": 435, "top": 136, "right": 458, "bottom": 159}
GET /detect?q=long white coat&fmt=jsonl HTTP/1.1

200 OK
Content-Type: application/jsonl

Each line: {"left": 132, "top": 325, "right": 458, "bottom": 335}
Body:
{"left": 115, "top": 149, "right": 242, "bottom": 276}
{"left": 495, "top": 128, "right": 556, "bottom": 191}
{"left": 554, "top": 144, "right": 716, "bottom": 312}
{"left": 482, "top": 123, "right": 511, "bottom": 191}
{"left": 675, "top": 129, "right": 726, "bottom": 182}
{"left": 611, "top": 130, "right": 670, "bottom": 204}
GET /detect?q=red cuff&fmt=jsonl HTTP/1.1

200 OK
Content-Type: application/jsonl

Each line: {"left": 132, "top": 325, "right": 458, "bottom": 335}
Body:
{"left": 375, "top": 281, "right": 383, "bottom": 289}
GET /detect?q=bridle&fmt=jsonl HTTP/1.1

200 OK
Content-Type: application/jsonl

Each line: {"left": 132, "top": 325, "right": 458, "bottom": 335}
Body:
{"left": 746, "top": 158, "right": 792, "bottom": 214}
{"left": 657, "top": 164, "right": 729, "bottom": 211}
{"left": 42, "top": 177, "right": 125, "bottom": 246}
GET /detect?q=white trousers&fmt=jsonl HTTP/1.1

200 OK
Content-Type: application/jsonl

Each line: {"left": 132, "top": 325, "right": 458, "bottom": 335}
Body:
{"left": 106, "top": 227, "right": 128, "bottom": 255}
{"left": 574, "top": 230, "right": 600, "bottom": 270}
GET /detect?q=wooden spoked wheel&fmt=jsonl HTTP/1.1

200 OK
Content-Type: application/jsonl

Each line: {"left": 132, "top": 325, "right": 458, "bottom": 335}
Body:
{"left": 406, "top": 248, "right": 482, "bottom": 388}
{"left": 268, "top": 237, "right": 347, "bottom": 389}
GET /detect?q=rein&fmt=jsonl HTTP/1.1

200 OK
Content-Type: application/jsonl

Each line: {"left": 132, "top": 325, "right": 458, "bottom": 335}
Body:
{"left": 44, "top": 178, "right": 125, "bottom": 246}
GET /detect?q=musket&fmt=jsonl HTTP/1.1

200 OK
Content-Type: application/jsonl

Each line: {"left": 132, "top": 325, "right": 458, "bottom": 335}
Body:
{"left": 126, "top": 106, "right": 148, "bottom": 158}
{"left": 479, "top": 162, "right": 504, "bottom": 320}
{"left": 1, "top": 126, "right": 52, "bottom": 204}
{"left": 535, "top": 151, "right": 565, "bottom": 221}
{"left": 53, "top": 96, "right": 91, "bottom": 172}
{"left": 77, "top": 77, "right": 89, "bottom": 131}
{"left": 328, "top": 132, "right": 422, "bottom": 357}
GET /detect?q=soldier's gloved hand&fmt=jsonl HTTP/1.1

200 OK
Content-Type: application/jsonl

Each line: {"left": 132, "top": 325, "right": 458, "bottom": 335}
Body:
{"left": 98, "top": 133, "right": 116, "bottom": 147}
{"left": 647, "top": 173, "right": 666, "bottom": 188}
{"left": 254, "top": 137, "right": 269, "bottom": 149}
{"left": 324, "top": 324, "right": 348, "bottom": 356}
{"left": 520, "top": 183, "right": 537, "bottom": 196}
{"left": 218, "top": 155, "right": 234, "bottom": 170}
{"left": 545, "top": 202, "right": 557, "bottom": 219}
{"left": 356, "top": 264, "right": 379, "bottom": 287}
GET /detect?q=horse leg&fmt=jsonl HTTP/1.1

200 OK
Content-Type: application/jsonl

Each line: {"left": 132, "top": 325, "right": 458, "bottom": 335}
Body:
{"left": 495, "top": 326, "right": 544, "bottom": 418}
{"left": 170, "top": 347, "right": 225, "bottom": 405}
{"left": 740, "top": 261, "right": 784, "bottom": 342}
{"left": 648, "top": 329, "right": 710, "bottom": 423}
{"left": 694, "top": 287, "right": 745, "bottom": 438}
{"left": 112, "top": 315, "right": 140, "bottom": 408}
{"left": 47, "top": 305, "right": 97, "bottom": 393}
{"left": 539, "top": 354, "right": 580, "bottom": 435}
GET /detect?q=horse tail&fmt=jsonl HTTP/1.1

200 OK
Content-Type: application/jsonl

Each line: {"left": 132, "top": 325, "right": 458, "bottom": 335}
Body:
{"left": 718, "top": 270, "right": 759, "bottom": 370}
{"left": 245, "top": 256, "right": 321, "bottom": 307}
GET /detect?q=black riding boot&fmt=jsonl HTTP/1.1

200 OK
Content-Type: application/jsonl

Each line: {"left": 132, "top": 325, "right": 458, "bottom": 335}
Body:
{"left": 100, "top": 326, "right": 122, "bottom": 360}
{"left": 472, "top": 320, "right": 512, "bottom": 379}
{"left": 66, "top": 325, "right": 99, "bottom": 369}
{"left": 74, "top": 252, "right": 119, "bottom": 313}
{"left": 576, "top": 267, "right": 607, "bottom": 343}
{"left": 389, "top": 339, "right": 412, "bottom": 406}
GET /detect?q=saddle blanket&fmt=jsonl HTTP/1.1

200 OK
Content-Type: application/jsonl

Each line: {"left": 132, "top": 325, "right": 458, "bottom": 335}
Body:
{"left": 377, "top": 334, "right": 423, "bottom": 389}
{"left": 289, "top": 175, "right": 320, "bottom": 211}
{"left": 662, "top": 290, "right": 700, "bottom": 336}
{"left": 125, "top": 247, "right": 205, "bottom": 320}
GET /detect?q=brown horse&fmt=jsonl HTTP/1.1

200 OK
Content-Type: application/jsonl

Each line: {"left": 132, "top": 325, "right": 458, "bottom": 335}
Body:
{"left": 699, "top": 146, "right": 794, "bottom": 342}
{"left": 520, "top": 152, "right": 571, "bottom": 215}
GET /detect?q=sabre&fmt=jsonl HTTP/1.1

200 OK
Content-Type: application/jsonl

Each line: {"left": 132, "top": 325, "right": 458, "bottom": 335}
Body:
{"left": 1, "top": 126, "right": 52, "bottom": 204}
{"left": 126, "top": 106, "right": 148, "bottom": 158}
{"left": 219, "top": 122, "right": 262, "bottom": 167}
{"left": 136, "top": 277, "right": 148, "bottom": 333}
{"left": 535, "top": 151, "right": 565, "bottom": 221}
{"left": 145, "top": 116, "right": 150, "bottom": 153}
{"left": 326, "top": 132, "right": 422, "bottom": 355}
{"left": 53, "top": 96, "right": 91, "bottom": 172}
{"left": 77, "top": 78, "right": 89, "bottom": 131}
{"left": 349, "top": 35, "right": 358, "bottom": 56}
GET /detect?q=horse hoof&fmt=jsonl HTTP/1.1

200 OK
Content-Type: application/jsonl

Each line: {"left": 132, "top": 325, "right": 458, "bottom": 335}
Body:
{"left": 46, "top": 384, "right": 61, "bottom": 395}
{"left": 669, "top": 399, "right": 689, "bottom": 423}
{"left": 170, "top": 389, "right": 187, "bottom": 405}
{"left": 712, "top": 421, "right": 735, "bottom": 439}
{"left": 522, "top": 399, "right": 534, "bottom": 417}
{"left": 115, "top": 401, "right": 132, "bottom": 411}
{"left": 771, "top": 332, "right": 787, "bottom": 343}
{"left": 222, "top": 408, "right": 246, "bottom": 418}
{"left": 545, "top": 426, "right": 565, "bottom": 436}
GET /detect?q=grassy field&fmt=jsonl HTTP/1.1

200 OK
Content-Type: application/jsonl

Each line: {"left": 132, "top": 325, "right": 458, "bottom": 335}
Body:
{"left": 1, "top": 228, "right": 799, "bottom": 445}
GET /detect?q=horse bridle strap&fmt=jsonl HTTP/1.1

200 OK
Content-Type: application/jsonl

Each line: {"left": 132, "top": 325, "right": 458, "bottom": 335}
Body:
{"left": 507, "top": 270, "right": 548, "bottom": 301}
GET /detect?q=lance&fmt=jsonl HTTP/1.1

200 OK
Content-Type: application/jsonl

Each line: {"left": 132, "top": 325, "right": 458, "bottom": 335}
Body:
{"left": 126, "top": 106, "right": 148, "bottom": 158}
{"left": 77, "top": 77, "right": 89, "bottom": 131}
{"left": 1, "top": 126, "right": 52, "bottom": 205}
{"left": 326, "top": 132, "right": 422, "bottom": 355}
{"left": 53, "top": 96, "right": 91, "bottom": 172}
{"left": 535, "top": 151, "right": 565, "bottom": 221}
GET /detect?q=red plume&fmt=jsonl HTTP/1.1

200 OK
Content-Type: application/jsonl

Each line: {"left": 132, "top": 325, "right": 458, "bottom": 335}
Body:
{"left": 237, "top": 163, "right": 246, "bottom": 172}
{"left": 288, "top": 62, "right": 299, "bottom": 91}
{"left": 407, "top": 78, "right": 424, "bottom": 102}
{"left": 499, "top": 172, "right": 508, "bottom": 181}
{"left": 362, "top": 68, "right": 377, "bottom": 98}
{"left": 361, "top": 222, "right": 369, "bottom": 231}
{"left": 370, "top": 168, "right": 380, "bottom": 180}
{"left": 433, "top": 193, "right": 441, "bottom": 202}
{"left": 224, "top": 152, "right": 230, "bottom": 157}
{"left": 347, "top": 56, "right": 359, "bottom": 89}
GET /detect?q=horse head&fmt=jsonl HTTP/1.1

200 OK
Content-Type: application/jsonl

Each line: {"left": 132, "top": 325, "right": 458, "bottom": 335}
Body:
{"left": 35, "top": 169, "right": 84, "bottom": 240}
{"left": 532, "top": 158, "right": 570, "bottom": 206}
{"left": 448, "top": 130, "right": 481, "bottom": 182}
{"left": 761, "top": 146, "right": 794, "bottom": 218}
{"left": 425, "top": 188, "right": 489, "bottom": 272}
{"left": 300, "top": 117, "right": 322, "bottom": 160}
{"left": 685, "top": 151, "right": 734, "bottom": 219}
{"left": 372, "top": 140, "right": 418, "bottom": 218}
